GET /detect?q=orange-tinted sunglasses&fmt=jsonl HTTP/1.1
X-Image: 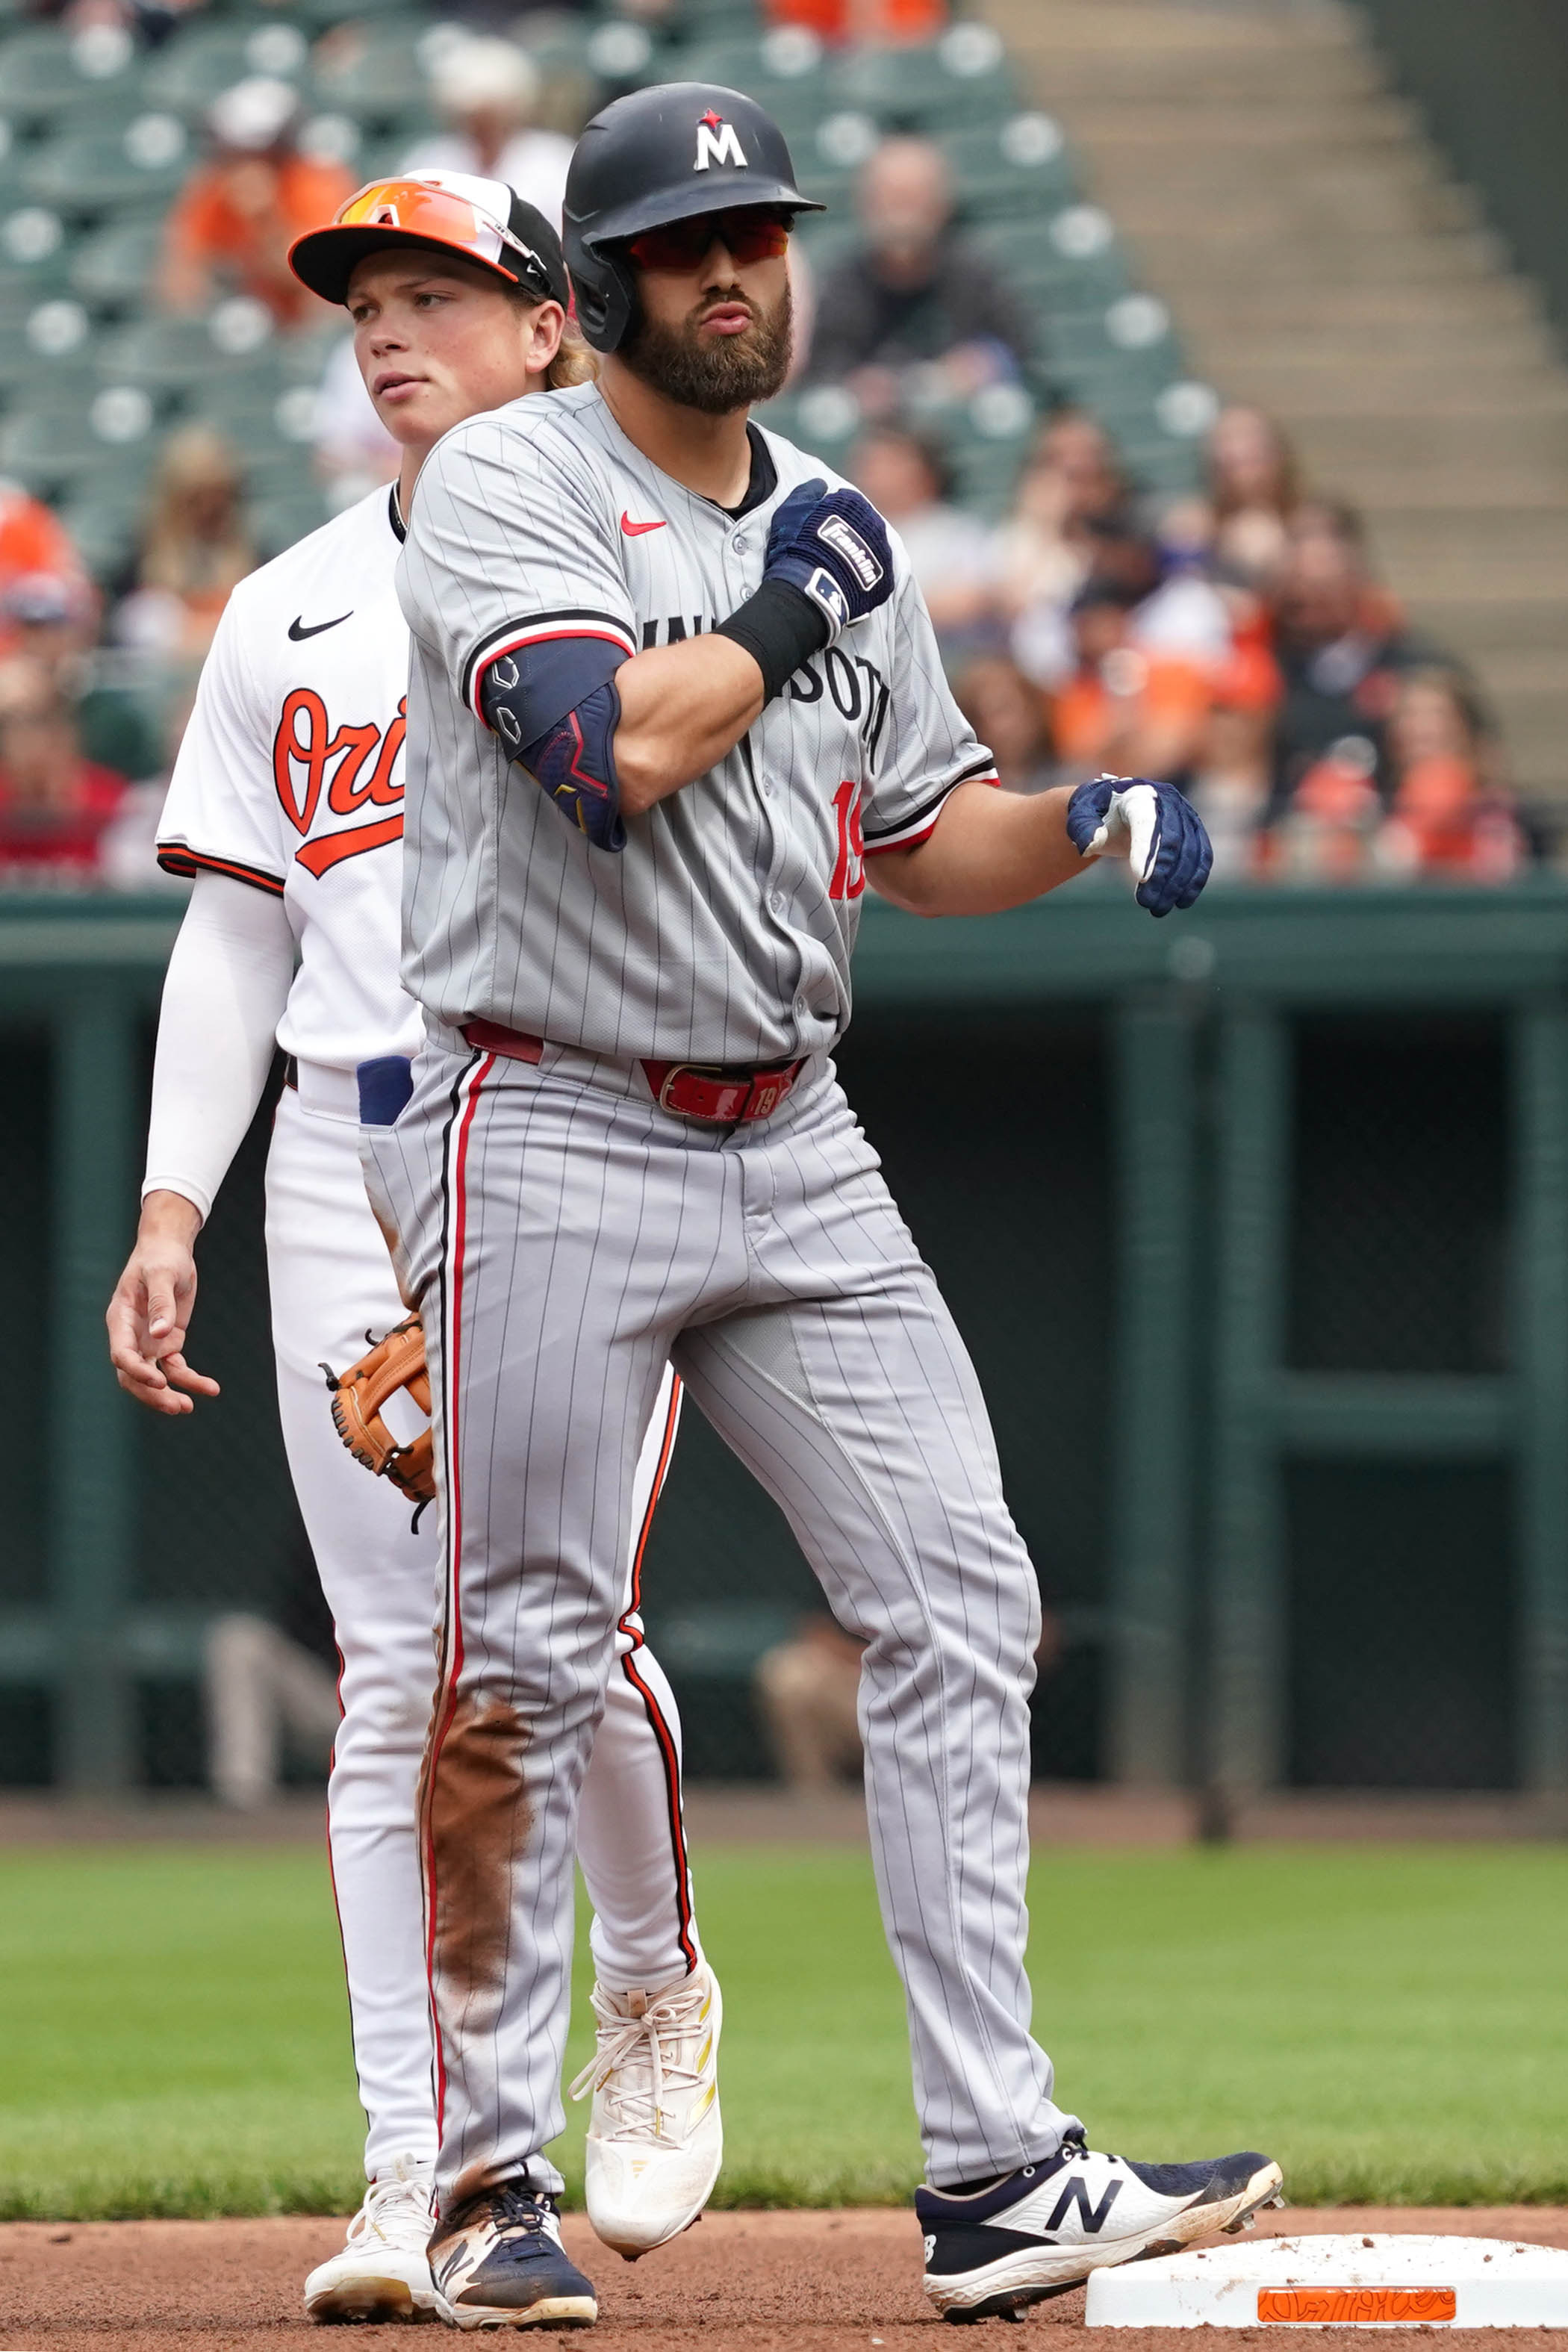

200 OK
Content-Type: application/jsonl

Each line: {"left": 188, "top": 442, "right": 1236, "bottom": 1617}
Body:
{"left": 625, "top": 208, "right": 792, "bottom": 272}
{"left": 336, "top": 178, "right": 556, "bottom": 296}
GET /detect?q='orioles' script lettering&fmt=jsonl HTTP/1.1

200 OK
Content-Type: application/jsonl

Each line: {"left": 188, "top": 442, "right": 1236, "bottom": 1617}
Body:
{"left": 273, "top": 691, "right": 406, "bottom": 874}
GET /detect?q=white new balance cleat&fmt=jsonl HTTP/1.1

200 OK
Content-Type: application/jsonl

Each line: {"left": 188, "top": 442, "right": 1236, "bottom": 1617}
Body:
{"left": 567, "top": 1960, "right": 723, "bottom": 2259}
{"left": 918, "top": 2135, "right": 1285, "bottom": 2322}
{"left": 304, "top": 2156, "right": 439, "bottom": 2322}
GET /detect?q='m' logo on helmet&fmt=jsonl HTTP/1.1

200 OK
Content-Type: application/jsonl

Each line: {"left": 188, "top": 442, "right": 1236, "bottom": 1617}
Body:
{"left": 694, "top": 108, "right": 747, "bottom": 172}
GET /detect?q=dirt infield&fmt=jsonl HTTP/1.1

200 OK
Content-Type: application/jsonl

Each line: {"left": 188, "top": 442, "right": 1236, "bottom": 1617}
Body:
{"left": 4, "top": 2207, "right": 1567, "bottom": 2351}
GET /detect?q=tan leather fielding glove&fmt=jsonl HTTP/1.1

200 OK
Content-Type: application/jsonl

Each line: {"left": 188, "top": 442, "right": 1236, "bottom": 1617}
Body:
{"left": 326, "top": 1313, "right": 435, "bottom": 1509}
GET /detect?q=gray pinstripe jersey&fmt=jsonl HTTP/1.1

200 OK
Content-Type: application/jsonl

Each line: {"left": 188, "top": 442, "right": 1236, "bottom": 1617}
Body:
{"left": 395, "top": 381, "right": 997, "bottom": 1065}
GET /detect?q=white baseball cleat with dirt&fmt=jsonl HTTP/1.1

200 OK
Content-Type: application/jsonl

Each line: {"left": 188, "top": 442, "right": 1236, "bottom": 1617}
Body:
{"left": 303, "top": 2156, "right": 439, "bottom": 2321}
{"left": 567, "top": 1961, "right": 723, "bottom": 2259}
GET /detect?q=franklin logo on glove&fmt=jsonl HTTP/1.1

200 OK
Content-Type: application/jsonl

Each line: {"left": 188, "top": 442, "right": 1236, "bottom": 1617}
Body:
{"left": 815, "top": 513, "right": 884, "bottom": 591}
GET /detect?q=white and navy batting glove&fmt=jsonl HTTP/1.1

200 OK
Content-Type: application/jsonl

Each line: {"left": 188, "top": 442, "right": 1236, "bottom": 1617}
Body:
{"left": 1065, "top": 774, "right": 1213, "bottom": 918}
{"left": 763, "top": 478, "right": 895, "bottom": 642}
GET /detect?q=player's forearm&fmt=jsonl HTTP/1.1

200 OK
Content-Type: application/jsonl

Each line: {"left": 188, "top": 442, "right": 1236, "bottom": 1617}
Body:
{"left": 867, "top": 782, "right": 1086, "bottom": 917}
{"left": 613, "top": 635, "right": 766, "bottom": 815}
{"left": 143, "top": 871, "right": 295, "bottom": 1221}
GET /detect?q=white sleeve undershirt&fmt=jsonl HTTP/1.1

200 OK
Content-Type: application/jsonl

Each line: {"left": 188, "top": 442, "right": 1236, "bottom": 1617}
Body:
{"left": 142, "top": 870, "right": 297, "bottom": 1224}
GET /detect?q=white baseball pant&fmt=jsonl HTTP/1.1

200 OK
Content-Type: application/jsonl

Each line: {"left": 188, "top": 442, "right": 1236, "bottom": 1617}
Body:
{"left": 367, "top": 1038, "right": 1081, "bottom": 2212}
{"left": 265, "top": 1083, "right": 697, "bottom": 2180}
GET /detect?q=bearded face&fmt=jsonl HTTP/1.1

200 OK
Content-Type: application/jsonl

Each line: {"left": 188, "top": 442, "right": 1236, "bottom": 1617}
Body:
{"left": 619, "top": 275, "right": 794, "bottom": 415}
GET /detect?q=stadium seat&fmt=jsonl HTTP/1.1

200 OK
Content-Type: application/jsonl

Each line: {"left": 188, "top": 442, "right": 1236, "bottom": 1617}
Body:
{"left": 312, "top": 20, "right": 429, "bottom": 124}
{"left": 0, "top": 203, "right": 75, "bottom": 295}
{"left": 771, "top": 381, "right": 862, "bottom": 473}
{"left": 142, "top": 19, "right": 312, "bottom": 122}
{"left": 22, "top": 116, "right": 193, "bottom": 221}
{"left": 68, "top": 218, "right": 166, "bottom": 318}
{"left": 670, "top": 26, "right": 827, "bottom": 141}
{"left": 828, "top": 25, "right": 1019, "bottom": 132}
{"left": 55, "top": 488, "right": 143, "bottom": 585}
{"left": 95, "top": 306, "right": 279, "bottom": 395}
{"left": 1116, "top": 437, "right": 1206, "bottom": 497}
{"left": 1043, "top": 296, "right": 1186, "bottom": 405}
{"left": 971, "top": 213, "right": 1133, "bottom": 311}
{"left": 662, "top": 0, "right": 768, "bottom": 44}
{"left": 0, "top": 293, "right": 96, "bottom": 401}
{"left": 941, "top": 115, "right": 1077, "bottom": 222}
{"left": 793, "top": 109, "right": 880, "bottom": 213}
{"left": 249, "top": 488, "right": 329, "bottom": 559}
{"left": 0, "top": 382, "right": 158, "bottom": 497}
{"left": 0, "top": 126, "right": 27, "bottom": 207}
{"left": 243, "top": 444, "right": 317, "bottom": 503}
{"left": 0, "top": 23, "right": 143, "bottom": 134}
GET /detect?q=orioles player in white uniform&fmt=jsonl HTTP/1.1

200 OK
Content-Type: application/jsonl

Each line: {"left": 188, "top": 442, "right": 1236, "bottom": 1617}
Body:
{"left": 105, "top": 176, "right": 722, "bottom": 2322}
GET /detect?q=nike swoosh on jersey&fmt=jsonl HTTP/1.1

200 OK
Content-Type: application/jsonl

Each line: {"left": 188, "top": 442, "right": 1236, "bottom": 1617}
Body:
{"left": 620, "top": 513, "right": 667, "bottom": 537}
{"left": 288, "top": 611, "right": 353, "bottom": 640}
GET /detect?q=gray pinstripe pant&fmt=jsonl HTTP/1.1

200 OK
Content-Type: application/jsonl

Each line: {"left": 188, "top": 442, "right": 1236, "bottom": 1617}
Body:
{"left": 366, "top": 1038, "right": 1080, "bottom": 2212}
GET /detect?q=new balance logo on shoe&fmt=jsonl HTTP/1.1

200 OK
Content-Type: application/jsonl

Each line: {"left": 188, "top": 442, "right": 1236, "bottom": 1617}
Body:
{"left": 1046, "top": 2174, "right": 1122, "bottom": 2234}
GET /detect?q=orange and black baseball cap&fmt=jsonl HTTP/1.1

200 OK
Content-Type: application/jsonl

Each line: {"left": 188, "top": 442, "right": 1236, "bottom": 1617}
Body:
{"left": 289, "top": 169, "right": 569, "bottom": 308}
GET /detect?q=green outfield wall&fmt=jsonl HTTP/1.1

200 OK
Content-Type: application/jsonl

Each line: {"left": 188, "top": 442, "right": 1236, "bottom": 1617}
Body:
{"left": 4, "top": 886, "right": 1567, "bottom": 1799}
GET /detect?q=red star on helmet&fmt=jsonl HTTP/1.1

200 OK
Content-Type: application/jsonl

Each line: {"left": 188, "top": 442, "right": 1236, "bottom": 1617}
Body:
{"left": 699, "top": 108, "right": 724, "bottom": 129}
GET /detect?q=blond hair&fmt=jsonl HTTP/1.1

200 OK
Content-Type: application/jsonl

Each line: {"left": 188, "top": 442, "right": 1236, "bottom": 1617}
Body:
{"left": 547, "top": 317, "right": 598, "bottom": 390}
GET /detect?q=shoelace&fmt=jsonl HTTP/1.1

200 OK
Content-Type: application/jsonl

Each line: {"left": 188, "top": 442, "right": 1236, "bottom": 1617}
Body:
{"left": 347, "top": 2169, "right": 434, "bottom": 2250}
{"left": 488, "top": 2184, "right": 557, "bottom": 2241}
{"left": 567, "top": 1979, "right": 709, "bottom": 2146}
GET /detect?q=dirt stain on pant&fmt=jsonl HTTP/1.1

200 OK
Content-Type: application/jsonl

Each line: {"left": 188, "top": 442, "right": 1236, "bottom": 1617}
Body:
{"left": 420, "top": 1687, "right": 531, "bottom": 2034}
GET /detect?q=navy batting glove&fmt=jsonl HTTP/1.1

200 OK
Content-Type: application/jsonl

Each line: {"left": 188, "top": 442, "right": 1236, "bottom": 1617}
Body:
{"left": 764, "top": 479, "right": 895, "bottom": 641}
{"left": 1065, "top": 774, "right": 1213, "bottom": 918}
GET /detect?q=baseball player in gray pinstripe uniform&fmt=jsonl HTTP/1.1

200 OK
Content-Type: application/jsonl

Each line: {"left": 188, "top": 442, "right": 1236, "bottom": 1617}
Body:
{"left": 368, "top": 81, "right": 1281, "bottom": 2332}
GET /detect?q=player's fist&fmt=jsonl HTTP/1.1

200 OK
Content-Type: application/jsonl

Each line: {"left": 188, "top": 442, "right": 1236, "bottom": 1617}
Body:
{"left": 763, "top": 479, "right": 894, "bottom": 642}
{"left": 1066, "top": 774, "right": 1212, "bottom": 918}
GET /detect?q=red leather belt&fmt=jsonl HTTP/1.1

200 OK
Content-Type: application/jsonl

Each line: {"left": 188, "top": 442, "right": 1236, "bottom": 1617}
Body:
{"left": 461, "top": 1018, "right": 802, "bottom": 1125}
{"left": 461, "top": 1018, "right": 544, "bottom": 1063}
{"left": 642, "top": 1058, "right": 804, "bottom": 1124}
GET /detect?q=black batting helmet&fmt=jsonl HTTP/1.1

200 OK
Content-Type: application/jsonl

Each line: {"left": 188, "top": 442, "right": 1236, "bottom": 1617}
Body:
{"left": 563, "top": 81, "right": 824, "bottom": 354}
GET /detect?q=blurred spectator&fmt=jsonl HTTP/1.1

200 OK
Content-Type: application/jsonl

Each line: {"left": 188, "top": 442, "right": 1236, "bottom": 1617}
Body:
{"left": 1052, "top": 580, "right": 1212, "bottom": 784}
{"left": 1088, "top": 513, "right": 1233, "bottom": 671}
{"left": 0, "top": 485, "right": 90, "bottom": 653}
{"left": 205, "top": 1613, "right": 340, "bottom": 1811}
{"left": 399, "top": 37, "right": 574, "bottom": 230}
{"left": 112, "top": 426, "right": 256, "bottom": 664}
{"left": 1267, "top": 732, "right": 1383, "bottom": 883}
{"left": 806, "top": 137, "right": 1030, "bottom": 410}
{"left": 0, "top": 658, "right": 134, "bottom": 890}
{"left": 954, "top": 656, "right": 1055, "bottom": 793}
{"left": 768, "top": 0, "right": 946, "bottom": 38}
{"left": 850, "top": 423, "right": 993, "bottom": 641}
{"left": 754, "top": 1600, "right": 1064, "bottom": 1792}
{"left": 1269, "top": 508, "right": 1455, "bottom": 812}
{"left": 1182, "top": 652, "right": 1280, "bottom": 882}
{"left": 995, "top": 414, "right": 1130, "bottom": 686}
{"left": 1377, "top": 669, "right": 1525, "bottom": 883}
{"left": 161, "top": 78, "right": 355, "bottom": 331}
{"left": 1207, "top": 403, "right": 1301, "bottom": 591}
{"left": 754, "top": 1613, "right": 865, "bottom": 1792}
{"left": 1, "top": 571, "right": 164, "bottom": 781}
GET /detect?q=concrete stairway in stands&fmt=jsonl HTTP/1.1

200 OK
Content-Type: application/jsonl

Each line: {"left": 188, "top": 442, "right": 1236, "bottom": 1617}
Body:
{"left": 978, "top": 0, "right": 1568, "bottom": 809}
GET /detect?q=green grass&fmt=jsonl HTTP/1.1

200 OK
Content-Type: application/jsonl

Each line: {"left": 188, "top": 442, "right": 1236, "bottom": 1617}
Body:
{"left": 1, "top": 1841, "right": 1564, "bottom": 2219}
